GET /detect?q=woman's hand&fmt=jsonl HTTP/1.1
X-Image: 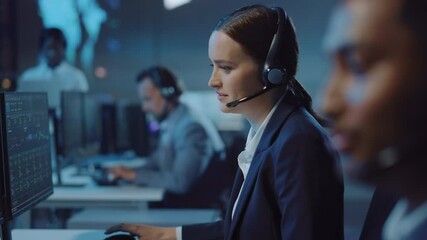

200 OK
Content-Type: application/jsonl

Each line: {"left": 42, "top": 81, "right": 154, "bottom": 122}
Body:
{"left": 105, "top": 223, "right": 177, "bottom": 240}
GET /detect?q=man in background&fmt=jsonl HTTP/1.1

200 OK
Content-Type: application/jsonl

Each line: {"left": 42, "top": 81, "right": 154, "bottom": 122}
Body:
{"left": 18, "top": 27, "right": 89, "bottom": 112}
{"left": 323, "top": 0, "right": 427, "bottom": 239}
{"left": 109, "top": 65, "right": 226, "bottom": 208}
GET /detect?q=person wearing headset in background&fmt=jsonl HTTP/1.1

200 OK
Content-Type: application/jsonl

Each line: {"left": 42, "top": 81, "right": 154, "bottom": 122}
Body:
{"left": 108, "top": 65, "right": 225, "bottom": 208}
{"left": 322, "top": 0, "right": 427, "bottom": 239}
{"left": 105, "top": 5, "right": 344, "bottom": 240}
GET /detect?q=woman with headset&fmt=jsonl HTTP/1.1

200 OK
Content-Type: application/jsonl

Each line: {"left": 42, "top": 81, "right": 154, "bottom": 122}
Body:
{"left": 106, "top": 5, "right": 343, "bottom": 240}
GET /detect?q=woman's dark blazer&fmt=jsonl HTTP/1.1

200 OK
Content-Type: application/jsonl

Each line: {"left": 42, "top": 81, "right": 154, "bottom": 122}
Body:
{"left": 183, "top": 92, "right": 344, "bottom": 240}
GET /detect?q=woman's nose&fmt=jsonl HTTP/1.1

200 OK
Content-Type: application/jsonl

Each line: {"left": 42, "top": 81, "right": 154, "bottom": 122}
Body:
{"left": 208, "top": 71, "right": 220, "bottom": 88}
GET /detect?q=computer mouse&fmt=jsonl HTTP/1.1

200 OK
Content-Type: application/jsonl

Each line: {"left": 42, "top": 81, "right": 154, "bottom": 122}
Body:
{"left": 91, "top": 168, "right": 118, "bottom": 186}
{"left": 104, "top": 233, "right": 135, "bottom": 240}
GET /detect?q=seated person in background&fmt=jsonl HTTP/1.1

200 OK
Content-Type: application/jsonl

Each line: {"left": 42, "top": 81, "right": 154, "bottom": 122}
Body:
{"left": 323, "top": 0, "right": 427, "bottom": 239}
{"left": 17, "top": 27, "right": 89, "bottom": 112}
{"left": 108, "top": 65, "right": 225, "bottom": 208}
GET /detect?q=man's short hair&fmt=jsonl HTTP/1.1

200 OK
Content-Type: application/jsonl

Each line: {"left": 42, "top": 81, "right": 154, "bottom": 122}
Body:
{"left": 38, "top": 27, "right": 67, "bottom": 50}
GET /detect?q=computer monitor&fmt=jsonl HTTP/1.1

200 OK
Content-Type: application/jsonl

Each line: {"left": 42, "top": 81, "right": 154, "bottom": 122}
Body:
{"left": 96, "top": 101, "right": 151, "bottom": 156}
{"left": 115, "top": 100, "right": 131, "bottom": 153}
{"left": 82, "top": 93, "right": 102, "bottom": 150}
{"left": 59, "top": 91, "right": 85, "bottom": 165}
{"left": 125, "top": 104, "right": 150, "bottom": 157}
{"left": 100, "top": 102, "right": 117, "bottom": 154}
{"left": 0, "top": 92, "right": 53, "bottom": 220}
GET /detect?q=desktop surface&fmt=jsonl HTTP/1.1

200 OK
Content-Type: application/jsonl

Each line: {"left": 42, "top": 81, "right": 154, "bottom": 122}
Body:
{"left": 48, "top": 185, "right": 163, "bottom": 202}
{"left": 9, "top": 229, "right": 121, "bottom": 240}
{"left": 37, "top": 178, "right": 164, "bottom": 209}
{"left": 67, "top": 208, "right": 221, "bottom": 229}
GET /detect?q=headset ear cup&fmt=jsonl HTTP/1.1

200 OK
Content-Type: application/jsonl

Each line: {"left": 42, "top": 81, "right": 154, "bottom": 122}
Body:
{"left": 264, "top": 67, "right": 287, "bottom": 86}
{"left": 160, "top": 86, "right": 175, "bottom": 99}
{"left": 151, "top": 67, "right": 180, "bottom": 100}
{"left": 263, "top": 7, "right": 289, "bottom": 88}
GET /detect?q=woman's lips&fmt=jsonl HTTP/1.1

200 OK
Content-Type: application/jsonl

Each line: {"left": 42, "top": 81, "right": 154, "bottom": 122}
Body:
{"left": 216, "top": 92, "right": 228, "bottom": 101}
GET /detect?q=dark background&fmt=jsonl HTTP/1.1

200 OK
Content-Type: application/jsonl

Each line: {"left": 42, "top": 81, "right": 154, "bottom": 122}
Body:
{"left": 16, "top": 0, "right": 337, "bottom": 103}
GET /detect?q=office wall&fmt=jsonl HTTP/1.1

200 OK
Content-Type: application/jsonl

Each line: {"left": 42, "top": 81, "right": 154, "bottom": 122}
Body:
{"left": 17, "top": 0, "right": 337, "bottom": 102}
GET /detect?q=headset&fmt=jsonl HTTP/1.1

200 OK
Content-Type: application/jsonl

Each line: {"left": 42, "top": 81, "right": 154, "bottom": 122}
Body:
{"left": 226, "top": 7, "right": 289, "bottom": 108}
{"left": 263, "top": 6, "right": 288, "bottom": 88}
{"left": 149, "top": 66, "right": 182, "bottom": 101}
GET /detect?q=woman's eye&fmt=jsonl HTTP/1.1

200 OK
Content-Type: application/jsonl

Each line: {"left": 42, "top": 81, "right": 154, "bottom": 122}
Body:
{"left": 219, "top": 66, "right": 232, "bottom": 73}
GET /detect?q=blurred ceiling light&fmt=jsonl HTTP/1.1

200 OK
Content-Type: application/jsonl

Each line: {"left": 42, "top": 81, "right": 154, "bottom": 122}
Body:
{"left": 163, "top": 0, "right": 191, "bottom": 10}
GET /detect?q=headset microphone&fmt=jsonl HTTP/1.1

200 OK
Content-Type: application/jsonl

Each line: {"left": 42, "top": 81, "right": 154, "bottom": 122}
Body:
{"left": 226, "top": 86, "right": 271, "bottom": 108}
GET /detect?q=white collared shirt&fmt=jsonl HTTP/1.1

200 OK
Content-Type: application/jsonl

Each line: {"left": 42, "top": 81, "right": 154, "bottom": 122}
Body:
{"left": 19, "top": 61, "right": 89, "bottom": 91}
{"left": 383, "top": 199, "right": 427, "bottom": 240}
{"left": 231, "top": 96, "right": 282, "bottom": 219}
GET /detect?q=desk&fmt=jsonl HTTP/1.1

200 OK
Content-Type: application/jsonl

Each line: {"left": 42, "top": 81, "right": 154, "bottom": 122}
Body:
{"left": 37, "top": 185, "right": 164, "bottom": 209}
{"left": 44, "top": 158, "right": 163, "bottom": 209}
{"left": 67, "top": 208, "right": 221, "bottom": 229}
{"left": 9, "top": 229, "right": 107, "bottom": 240}
{"left": 29, "top": 162, "right": 164, "bottom": 230}
{"left": 28, "top": 185, "right": 163, "bottom": 230}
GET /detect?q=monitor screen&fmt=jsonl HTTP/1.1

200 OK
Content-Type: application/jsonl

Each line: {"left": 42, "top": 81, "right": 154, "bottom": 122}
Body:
{"left": 60, "top": 91, "right": 84, "bottom": 162}
{"left": 0, "top": 92, "right": 53, "bottom": 219}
